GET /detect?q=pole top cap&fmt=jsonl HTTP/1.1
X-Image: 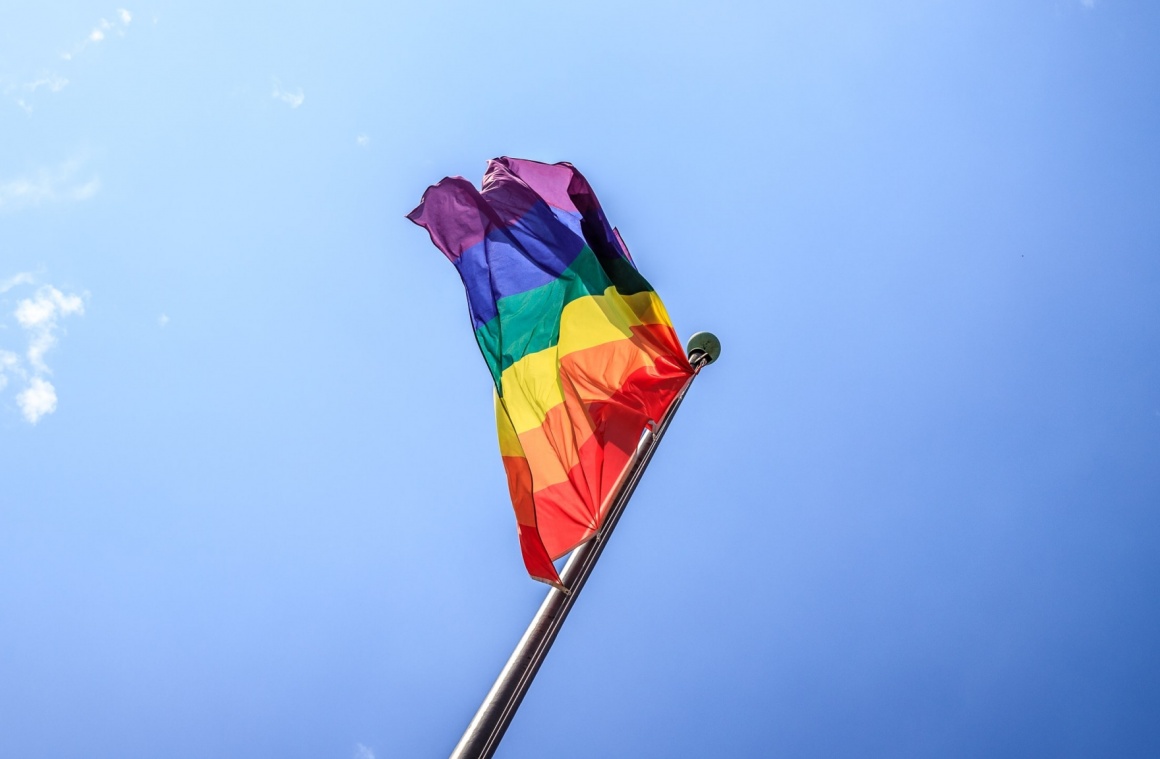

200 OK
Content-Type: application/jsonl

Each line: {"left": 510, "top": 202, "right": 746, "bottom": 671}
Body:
{"left": 686, "top": 331, "right": 721, "bottom": 365}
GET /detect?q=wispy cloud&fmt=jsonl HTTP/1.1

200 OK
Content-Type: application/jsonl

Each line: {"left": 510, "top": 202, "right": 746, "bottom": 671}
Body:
{"left": 272, "top": 79, "right": 305, "bottom": 109}
{"left": 25, "top": 74, "right": 69, "bottom": 94}
{"left": 158, "top": 313, "right": 169, "bottom": 328}
{"left": 1081, "top": 0, "right": 1095, "bottom": 7}
{"left": 0, "top": 350, "right": 18, "bottom": 392}
{"left": 64, "top": 9, "right": 134, "bottom": 61}
{"left": 5, "top": 72, "right": 69, "bottom": 113}
{"left": 0, "top": 275, "right": 87, "bottom": 424}
{"left": 0, "top": 272, "right": 36, "bottom": 294}
{"left": 7, "top": 8, "right": 133, "bottom": 112}
{"left": 353, "top": 744, "right": 375, "bottom": 759}
{"left": 0, "top": 158, "right": 100, "bottom": 212}
{"left": 356, "top": 133, "right": 370, "bottom": 148}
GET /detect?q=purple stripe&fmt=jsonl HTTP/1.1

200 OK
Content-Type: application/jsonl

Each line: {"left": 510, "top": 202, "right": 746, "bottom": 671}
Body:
{"left": 407, "top": 157, "right": 636, "bottom": 329}
{"left": 493, "top": 157, "right": 582, "bottom": 215}
{"left": 406, "top": 176, "right": 490, "bottom": 262}
{"left": 499, "top": 157, "right": 631, "bottom": 264}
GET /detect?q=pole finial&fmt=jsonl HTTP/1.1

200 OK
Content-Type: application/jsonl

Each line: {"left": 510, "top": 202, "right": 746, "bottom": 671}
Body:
{"left": 686, "top": 331, "right": 721, "bottom": 365}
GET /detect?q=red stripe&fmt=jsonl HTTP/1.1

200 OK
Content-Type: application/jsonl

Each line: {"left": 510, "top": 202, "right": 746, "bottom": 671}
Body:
{"left": 502, "top": 455, "right": 561, "bottom": 585}
{"left": 518, "top": 523, "right": 561, "bottom": 586}
{"left": 528, "top": 362, "right": 691, "bottom": 560}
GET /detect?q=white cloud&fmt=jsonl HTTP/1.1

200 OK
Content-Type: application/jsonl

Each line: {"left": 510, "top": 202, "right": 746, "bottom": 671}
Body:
{"left": 158, "top": 313, "right": 169, "bottom": 328}
{"left": 356, "top": 134, "right": 370, "bottom": 147}
{"left": 61, "top": 9, "right": 133, "bottom": 61}
{"left": 272, "top": 80, "right": 305, "bottom": 108}
{"left": 89, "top": 18, "right": 114, "bottom": 43}
{"left": 17, "top": 377, "right": 57, "bottom": 424}
{"left": 353, "top": 744, "right": 375, "bottom": 759}
{"left": 1081, "top": 0, "right": 1095, "bottom": 6}
{"left": 15, "top": 286, "right": 85, "bottom": 328}
{"left": 0, "top": 159, "right": 100, "bottom": 211}
{"left": 0, "top": 278, "right": 86, "bottom": 424}
{"left": 0, "top": 272, "right": 35, "bottom": 293}
{"left": 16, "top": 285, "right": 85, "bottom": 374}
{"left": 16, "top": 295, "right": 60, "bottom": 329}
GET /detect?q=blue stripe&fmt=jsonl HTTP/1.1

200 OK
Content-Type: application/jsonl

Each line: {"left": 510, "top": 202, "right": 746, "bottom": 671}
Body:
{"left": 454, "top": 200, "right": 586, "bottom": 328}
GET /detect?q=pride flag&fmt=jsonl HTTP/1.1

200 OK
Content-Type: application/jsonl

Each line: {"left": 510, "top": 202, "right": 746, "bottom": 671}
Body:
{"left": 408, "top": 158, "right": 693, "bottom": 587}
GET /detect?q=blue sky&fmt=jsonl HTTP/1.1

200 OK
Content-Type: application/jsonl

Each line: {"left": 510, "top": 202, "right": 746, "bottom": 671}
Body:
{"left": 2, "top": 1, "right": 1158, "bottom": 757}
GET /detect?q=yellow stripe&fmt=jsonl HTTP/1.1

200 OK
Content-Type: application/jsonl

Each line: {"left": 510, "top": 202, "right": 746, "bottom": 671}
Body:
{"left": 500, "top": 347, "right": 564, "bottom": 433}
{"left": 495, "top": 389, "right": 524, "bottom": 457}
{"left": 555, "top": 290, "right": 637, "bottom": 355}
{"left": 553, "top": 287, "right": 672, "bottom": 355}
{"left": 621, "top": 289, "right": 674, "bottom": 328}
{"left": 502, "top": 345, "right": 660, "bottom": 435}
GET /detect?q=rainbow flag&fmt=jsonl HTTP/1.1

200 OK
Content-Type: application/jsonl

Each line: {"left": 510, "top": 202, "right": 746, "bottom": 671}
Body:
{"left": 408, "top": 158, "right": 693, "bottom": 587}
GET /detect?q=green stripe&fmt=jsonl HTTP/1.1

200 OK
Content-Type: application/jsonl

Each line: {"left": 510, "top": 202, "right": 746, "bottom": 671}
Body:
{"left": 473, "top": 248, "right": 655, "bottom": 392}
{"left": 600, "top": 255, "right": 652, "bottom": 296}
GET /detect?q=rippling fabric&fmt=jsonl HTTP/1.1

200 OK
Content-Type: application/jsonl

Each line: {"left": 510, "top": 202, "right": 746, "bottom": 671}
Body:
{"left": 408, "top": 157, "right": 692, "bottom": 586}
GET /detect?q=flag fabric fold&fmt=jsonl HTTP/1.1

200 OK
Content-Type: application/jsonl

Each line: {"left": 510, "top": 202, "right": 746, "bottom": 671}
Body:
{"left": 408, "top": 157, "right": 692, "bottom": 587}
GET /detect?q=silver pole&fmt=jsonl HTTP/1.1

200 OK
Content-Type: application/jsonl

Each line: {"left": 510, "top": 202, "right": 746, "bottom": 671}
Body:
{"left": 449, "top": 334, "right": 720, "bottom": 759}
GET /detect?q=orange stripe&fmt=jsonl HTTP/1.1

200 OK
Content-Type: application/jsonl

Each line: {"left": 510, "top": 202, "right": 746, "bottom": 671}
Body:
{"left": 507, "top": 324, "right": 689, "bottom": 490}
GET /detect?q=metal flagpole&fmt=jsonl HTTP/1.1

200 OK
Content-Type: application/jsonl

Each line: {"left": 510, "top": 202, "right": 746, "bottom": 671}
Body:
{"left": 449, "top": 332, "right": 721, "bottom": 759}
